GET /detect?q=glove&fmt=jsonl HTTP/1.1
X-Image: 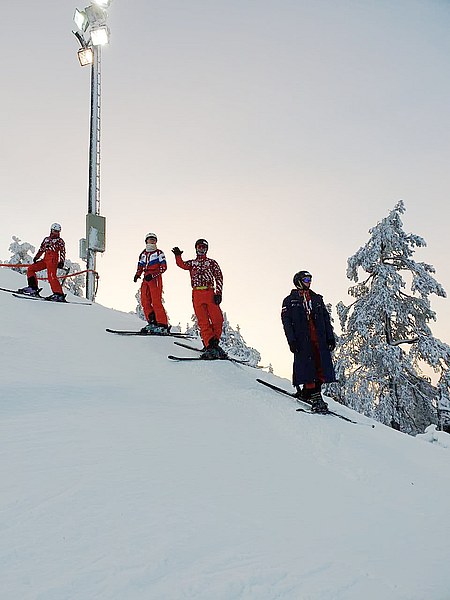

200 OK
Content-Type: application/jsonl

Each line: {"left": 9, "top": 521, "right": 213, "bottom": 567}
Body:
{"left": 172, "top": 247, "right": 183, "bottom": 256}
{"left": 289, "top": 342, "right": 298, "bottom": 353}
{"left": 133, "top": 274, "right": 140, "bottom": 283}
{"left": 33, "top": 256, "right": 39, "bottom": 263}
{"left": 57, "top": 261, "right": 64, "bottom": 269}
{"left": 144, "top": 274, "right": 153, "bottom": 282}
{"left": 328, "top": 340, "right": 336, "bottom": 351}
{"left": 213, "top": 294, "right": 222, "bottom": 305}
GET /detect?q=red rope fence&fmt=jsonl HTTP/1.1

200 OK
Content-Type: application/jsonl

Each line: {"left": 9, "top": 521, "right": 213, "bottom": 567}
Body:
{"left": 0, "top": 263, "right": 98, "bottom": 281}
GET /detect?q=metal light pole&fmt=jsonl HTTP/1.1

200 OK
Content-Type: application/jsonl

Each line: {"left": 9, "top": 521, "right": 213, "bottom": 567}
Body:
{"left": 73, "top": 1, "right": 111, "bottom": 301}
{"left": 86, "top": 43, "right": 101, "bottom": 300}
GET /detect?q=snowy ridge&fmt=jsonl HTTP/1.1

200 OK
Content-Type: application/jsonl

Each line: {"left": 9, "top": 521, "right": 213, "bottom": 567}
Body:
{"left": 1, "top": 268, "right": 450, "bottom": 600}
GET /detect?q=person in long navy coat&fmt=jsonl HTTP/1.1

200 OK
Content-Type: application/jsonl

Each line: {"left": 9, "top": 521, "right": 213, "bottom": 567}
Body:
{"left": 281, "top": 270, "right": 336, "bottom": 413}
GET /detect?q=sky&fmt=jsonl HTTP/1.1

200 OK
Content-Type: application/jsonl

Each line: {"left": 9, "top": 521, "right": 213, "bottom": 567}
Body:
{"left": 2, "top": 266, "right": 450, "bottom": 600}
{"left": 1, "top": 0, "right": 450, "bottom": 378}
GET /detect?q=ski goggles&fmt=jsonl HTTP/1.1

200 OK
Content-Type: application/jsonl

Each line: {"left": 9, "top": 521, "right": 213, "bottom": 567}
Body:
{"left": 301, "top": 276, "right": 312, "bottom": 283}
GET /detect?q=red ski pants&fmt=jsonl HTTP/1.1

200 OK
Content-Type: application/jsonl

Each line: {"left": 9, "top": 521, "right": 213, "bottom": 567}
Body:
{"left": 27, "top": 254, "right": 63, "bottom": 295}
{"left": 304, "top": 318, "right": 325, "bottom": 389}
{"left": 140, "top": 277, "right": 168, "bottom": 325}
{"left": 192, "top": 288, "right": 223, "bottom": 347}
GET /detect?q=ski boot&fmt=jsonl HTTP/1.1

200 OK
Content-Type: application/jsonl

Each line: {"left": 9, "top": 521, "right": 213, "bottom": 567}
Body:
{"left": 152, "top": 323, "right": 170, "bottom": 335}
{"left": 46, "top": 293, "right": 67, "bottom": 302}
{"left": 200, "top": 337, "right": 228, "bottom": 360}
{"left": 310, "top": 391, "right": 329, "bottom": 414}
{"left": 294, "top": 386, "right": 313, "bottom": 402}
{"left": 199, "top": 348, "right": 217, "bottom": 360}
{"left": 140, "top": 322, "right": 169, "bottom": 335}
{"left": 17, "top": 286, "right": 40, "bottom": 297}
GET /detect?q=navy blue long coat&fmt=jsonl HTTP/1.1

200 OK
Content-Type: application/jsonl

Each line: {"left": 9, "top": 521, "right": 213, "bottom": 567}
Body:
{"left": 281, "top": 289, "right": 336, "bottom": 386}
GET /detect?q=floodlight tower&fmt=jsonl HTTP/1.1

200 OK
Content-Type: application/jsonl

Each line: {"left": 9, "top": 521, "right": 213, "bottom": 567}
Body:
{"left": 72, "top": 0, "right": 112, "bottom": 301}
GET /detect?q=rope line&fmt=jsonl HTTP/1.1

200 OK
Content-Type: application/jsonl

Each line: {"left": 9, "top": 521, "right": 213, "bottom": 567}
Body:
{"left": 0, "top": 264, "right": 99, "bottom": 281}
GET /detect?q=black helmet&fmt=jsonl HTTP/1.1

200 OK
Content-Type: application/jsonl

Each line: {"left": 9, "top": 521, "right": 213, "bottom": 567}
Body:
{"left": 195, "top": 238, "right": 208, "bottom": 254}
{"left": 293, "top": 270, "right": 312, "bottom": 288}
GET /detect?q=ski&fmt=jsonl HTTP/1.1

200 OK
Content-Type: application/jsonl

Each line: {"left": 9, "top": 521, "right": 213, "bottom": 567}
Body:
{"left": 1, "top": 287, "right": 42, "bottom": 294}
{"left": 106, "top": 328, "right": 193, "bottom": 339}
{"left": 12, "top": 293, "right": 91, "bottom": 306}
{"left": 173, "top": 340, "right": 203, "bottom": 352}
{"left": 256, "top": 378, "right": 359, "bottom": 424}
{"left": 172, "top": 341, "right": 261, "bottom": 368}
{"left": 168, "top": 354, "right": 249, "bottom": 365}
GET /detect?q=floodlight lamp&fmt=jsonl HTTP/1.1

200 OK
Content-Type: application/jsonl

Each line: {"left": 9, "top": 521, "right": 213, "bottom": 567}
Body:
{"left": 73, "top": 8, "right": 88, "bottom": 32}
{"left": 90, "top": 25, "right": 110, "bottom": 46}
{"left": 84, "top": 4, "right": 106, "bottom": 26}
{"left": 77, "top": 47, "right": 94, "bottom": 66}
{"left": 92, "top": 0, "right": 112, "bottom": 8}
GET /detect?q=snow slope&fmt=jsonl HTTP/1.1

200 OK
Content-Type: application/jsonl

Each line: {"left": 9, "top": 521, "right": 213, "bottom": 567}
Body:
{"left": 2, "top": 269, "right": 450, "bottom": 600}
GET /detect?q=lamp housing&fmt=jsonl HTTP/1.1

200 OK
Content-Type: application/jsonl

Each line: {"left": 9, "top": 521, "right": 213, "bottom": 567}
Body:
{"left": 92, "top": 0, "right": 112, "bottom": 8}
{"left": 77, "top": 47, "right": 94, "bottom": 66}
{"left": 90, "top": 25, "right": 110, "bottom": 46}
{"left": 73, "top": 8, "right": 88, "bottom": 32}
{"left": 85, "top": 4, "right": 107, "bottom": 26}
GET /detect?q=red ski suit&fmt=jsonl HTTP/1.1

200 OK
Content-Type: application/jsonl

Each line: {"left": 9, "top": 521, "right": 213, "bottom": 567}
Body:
{"left": 135, "top": 248, "right": 168, "bottom": 325}
{"left": 28, "top": 236, "right": 66, "bottom": 294}
{"left": 175, "top": 254, "right": 224, "bottom": 347}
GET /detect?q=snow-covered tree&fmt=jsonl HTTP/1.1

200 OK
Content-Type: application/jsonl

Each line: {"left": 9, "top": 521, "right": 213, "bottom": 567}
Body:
{"left": 6, "top": 236, "right": 35, "bottom": 273}
{"left": 61, "top": 259, "right": 85, "bottom": 297}
{"left": 185, "top": 315, "right": 200, "bottom": 339}
{"left": 135, "top": 290, "right": 145, "bottom": 321}
{"left": 332, "top": 200, "right": 450, "bottom": 434}
{"left": 220, "top": 313, "right": 261, "bottom": 367}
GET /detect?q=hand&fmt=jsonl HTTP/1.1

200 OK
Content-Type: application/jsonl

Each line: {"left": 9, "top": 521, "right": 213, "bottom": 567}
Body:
{"left": 133, "top": 274, "right": 140, "bottom": 283}
{"left": 213, "top": 294, "right": 222, "bottom": 305}
{"left": 57, "top": 261, "right": 64, "bottom": 269}
{"left": 328, "top": 340, "right": 336, "bottom": 351}
{"left": 144, "top": 274, "right": 153, "bottom": 281}
{"left": 172, "top": 247, "right": 183, "bottom": 256}
{"left": 289, "top": 342, "right": 298, "bottom": 353}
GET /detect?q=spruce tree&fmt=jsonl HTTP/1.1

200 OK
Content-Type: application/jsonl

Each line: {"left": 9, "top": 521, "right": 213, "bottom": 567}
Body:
{"left": 6, "top": 236, "right": 35, "bottom": 273}
{"left": 61, "top": 259, "right": 85, "bottom": 297}
{"left": 333, "top": 200, "right": 450, "bottom": 434}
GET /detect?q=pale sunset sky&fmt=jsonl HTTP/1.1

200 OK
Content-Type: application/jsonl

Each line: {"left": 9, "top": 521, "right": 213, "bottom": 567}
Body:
{"left": 1, "top": 0, "right": 449, "bottom": 378}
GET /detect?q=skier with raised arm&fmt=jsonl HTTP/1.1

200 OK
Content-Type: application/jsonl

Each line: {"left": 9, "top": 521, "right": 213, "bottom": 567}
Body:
{"left": 172, "top": 239, "right": 226, "bottom": 359}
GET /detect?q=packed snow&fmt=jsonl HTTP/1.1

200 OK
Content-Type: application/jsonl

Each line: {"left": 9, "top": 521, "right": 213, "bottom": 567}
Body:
{"left": 2, "top": 268, "right": 450, "bottom": 600}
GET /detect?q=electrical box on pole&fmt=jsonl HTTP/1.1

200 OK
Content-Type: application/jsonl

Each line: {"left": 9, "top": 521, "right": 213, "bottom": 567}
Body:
{"left": 79, "top": 238, "right": 88, "bottom": 261}
{"left": 86, "top": 213, "right": 106, "bottom": 252}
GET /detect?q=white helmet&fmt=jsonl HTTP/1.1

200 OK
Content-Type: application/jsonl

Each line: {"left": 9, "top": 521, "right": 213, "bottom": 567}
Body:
{"left": 145, "top": 232, "right": 157, "bottom": 242}
{"left": 50, "top": 222, "right": 62, "bottom": 231}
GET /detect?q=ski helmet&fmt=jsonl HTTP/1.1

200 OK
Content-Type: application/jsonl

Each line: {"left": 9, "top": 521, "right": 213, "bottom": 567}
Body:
{"left": 195, "top": 238, "right": 208, "bottom": 250}
{"left": 50, "top": 222, "right": 61, "bottom": 232}
{"left": 145, "top": 232, "right": 157, "bottom": 242}
{"left": 293, "top": 270, "right": 312, "bottom": 288}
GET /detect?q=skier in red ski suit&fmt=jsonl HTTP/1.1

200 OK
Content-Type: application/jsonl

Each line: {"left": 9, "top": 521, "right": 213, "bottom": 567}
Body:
{"left": 134, "top": 233, "right": 169, "bottom": 334}
{"left": 172, "top": 239, "right": 226, "bottom": 359}
{"left": 19, "top": 223, "right": 66, "bottom": 301}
